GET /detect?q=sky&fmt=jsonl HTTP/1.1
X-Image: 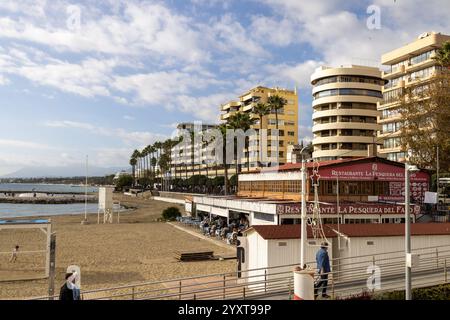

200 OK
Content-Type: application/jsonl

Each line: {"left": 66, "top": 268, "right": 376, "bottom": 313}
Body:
{"left": 0, "top": 0, "right": 449, "bottom": 175}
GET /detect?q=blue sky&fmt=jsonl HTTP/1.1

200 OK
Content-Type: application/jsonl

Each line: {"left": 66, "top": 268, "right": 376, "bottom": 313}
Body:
{"left": 0, "top": 0, "right": 449, "bottom": 175}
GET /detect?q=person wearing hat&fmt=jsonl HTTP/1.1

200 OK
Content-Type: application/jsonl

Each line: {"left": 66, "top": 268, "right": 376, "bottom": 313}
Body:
{"left": 59, "top": 272, "right": 81, "bottom": 301}
{"left": 314, "top": 242, "right": 331, "bottom": 299}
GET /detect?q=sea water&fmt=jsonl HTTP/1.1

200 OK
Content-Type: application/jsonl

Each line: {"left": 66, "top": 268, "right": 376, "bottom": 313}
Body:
{"left": 0, "top": 183, "right": 100, "bottom": 218}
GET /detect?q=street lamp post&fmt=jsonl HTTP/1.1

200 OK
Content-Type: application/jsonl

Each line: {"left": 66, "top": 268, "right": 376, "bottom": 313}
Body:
{"left": 300, "top": 146, "right": 308, "bottom": 268}
{"left": 405, "top": 162, "right": 419, "bottom": 300}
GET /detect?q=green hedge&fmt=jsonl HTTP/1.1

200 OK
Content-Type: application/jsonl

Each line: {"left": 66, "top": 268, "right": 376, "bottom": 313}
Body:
{"left": 162, "top": 207, "right": 182, "bottom": 221}
{"left": 374, "top": 284, "right": 450, "bottom": 300}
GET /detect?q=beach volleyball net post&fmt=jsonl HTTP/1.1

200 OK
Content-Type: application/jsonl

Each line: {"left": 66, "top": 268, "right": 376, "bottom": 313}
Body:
{"left": 0, "top": 219, "right": 53, "bottom": 281}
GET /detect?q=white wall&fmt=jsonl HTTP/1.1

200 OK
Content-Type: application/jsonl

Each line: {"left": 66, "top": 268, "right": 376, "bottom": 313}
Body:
{"left": 242, "top": 232, "right": 335, "bottom": 289}
{"left": 246, "top": 232, "right": 268, "bottom": 290}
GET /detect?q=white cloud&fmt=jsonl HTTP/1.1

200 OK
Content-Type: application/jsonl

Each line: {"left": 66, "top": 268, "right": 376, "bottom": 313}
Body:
{"left": 298, "top": 125, "right": 313, "bottom": 144}
{"left": 264, "top": 60, "right": 324, "bottom": 90}
{"left": 44, "top": 120, "right": 167, "bottom": 146}
{"left": 250, "top": 16, "right": 296, "bottom": 47}
{"left": 123, "top": 115, "right": 135, "bottom": 121}
{"left": 0, "top": 2, "right": 207, "bottom": 63}
{"left": 260, "top": 0, "right": 450, "bottom": 67}
{"left": 0, "top": 74, "right": 9, "bottom": 85}
{"left": 207, "top": 14, "right": 269, "bottom": 58}
{"left": 0, "top": 138, "right": 53, "bottom": 150}
{"left": 175, "top": 92, "right": 236, "bottom": 123}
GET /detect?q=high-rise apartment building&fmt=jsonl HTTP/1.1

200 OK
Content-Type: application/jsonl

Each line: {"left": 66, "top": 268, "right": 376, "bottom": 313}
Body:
{"left": 220, "top": 86, "right": 299, "bottom": 169}
{"left": 378, "top": 32, "right": 450, "bottom": 162}
{"left": 171, "top": 122, "right": 218, "bottom": 178}
{"left": 311, "top": 65, "right": 385, "bottom": 161}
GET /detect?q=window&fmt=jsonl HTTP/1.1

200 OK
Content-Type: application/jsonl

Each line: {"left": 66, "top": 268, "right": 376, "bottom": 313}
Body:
{"left": 254, "top": 212, "right": 275, "bottom": 222}
{"left": 287, "top": 131, "right": 295, "bottom": 137}
{"left": 383, "top": 88, "right": 404, "bottom": 104}
{"left": 383, "top": 137, "right": 401, "bottom": 149}
{"left": 285, "top": 180, "right": 301, "bottom": 193}
{"left": 410, "top": 50, "right": 435, "bottom": 66}
{"left": 382, "top": 122, "right": 403, "bottom": 134}
{"left": 314, "top": 89, "right": 383, "bottom": 100}
{"left": 410, "top": 66, "right": 437, "bottom": 80}
{"left": 278, "top": 242, "right": 287, "bottom": 247}
{"left": 367, "top": 241, "right": 374, "bottom": 246}
{"left": 381, "top": 108, "right": 400, "bottom": 120}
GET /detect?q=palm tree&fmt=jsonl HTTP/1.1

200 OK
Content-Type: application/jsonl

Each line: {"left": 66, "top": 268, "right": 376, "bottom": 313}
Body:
{"left": 153, "top": 141, "right": 163, "bottom": 187}
{"left": 218, "top": 123, "right": 229, "bottom": 195}
{"left": 228, "top": 111, "right": 256, "bottom": 173}
{"left": 150, "top": 145, "right": 156, "bottom": 178}
{"left": 141, "top": 146, "right": 148, "bottom": 181}
{"left": 434, "top": 41, "right": 450, "bottom": 68}
{"left": 252, "top": 102, "right": 271, "bottom": 167}
{"left": 131, "top": 149, "right": 140, "bottom": 186}
{"left": 129, "top": 157, "right": 137, "bottom": 186}
{"left": 267, "top": 94, "right": 287, "bottom": 165}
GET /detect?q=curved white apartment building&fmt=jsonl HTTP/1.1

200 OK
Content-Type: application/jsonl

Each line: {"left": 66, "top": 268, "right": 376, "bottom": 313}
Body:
{"left": 311, "top": 65, "right": 385, "bottom": 161}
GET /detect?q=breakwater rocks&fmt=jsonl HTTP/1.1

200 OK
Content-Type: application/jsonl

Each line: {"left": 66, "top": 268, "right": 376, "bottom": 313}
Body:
{"left": 0, "top": 194, "right": 98, "bottom": 204}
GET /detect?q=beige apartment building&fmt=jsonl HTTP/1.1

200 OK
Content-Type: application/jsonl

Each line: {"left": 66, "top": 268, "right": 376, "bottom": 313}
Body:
{"left": 378, "top": 32, "right": 450, "bottom": 162}
{"left": 170, "top": 122, "right": 219, "bottom": 178}
{"left": 221, "top": 86, "right": 299, "bottom": 169}
{"left": 311, "top": 65, "right": 385, "bottom": 161}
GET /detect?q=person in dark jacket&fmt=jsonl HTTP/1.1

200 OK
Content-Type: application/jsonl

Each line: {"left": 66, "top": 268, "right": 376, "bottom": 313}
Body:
{"left": 59, "top": 272, "right": 81, "bottom": 301}
{"left": 314, "top": 242, "right": 331, "bottom": 299}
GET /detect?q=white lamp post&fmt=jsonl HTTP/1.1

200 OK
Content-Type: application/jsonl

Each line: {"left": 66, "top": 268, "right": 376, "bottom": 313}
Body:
{"left": 300, "top": 146, "right": 308, "bottom": 268}
{"left": 405, "top": 161, "right": 419, "bottom": 300}
{"left": 81, "top": 155, "right": 89, "bottom": 225}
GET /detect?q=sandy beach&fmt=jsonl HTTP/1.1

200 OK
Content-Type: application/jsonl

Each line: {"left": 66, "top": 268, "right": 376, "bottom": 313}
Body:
{"left": 0, "top": 194, "right": 236, "bottom": 299}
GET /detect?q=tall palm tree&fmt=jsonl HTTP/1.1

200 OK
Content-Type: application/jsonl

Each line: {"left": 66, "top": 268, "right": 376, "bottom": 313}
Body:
{"left": 267, "top": 94, "right": 288, "bottom": 165}
{"left": 153, "top": 141, "right": 163, "bottom": 187}
{"left": 129, "top": 157, "right": 137, "bottom": 186}
{"left": 150, "top": 145, "right": 156, "bottom": 178}
{"left": 218, "top": 123, "right": 229, "bottom": 195}
{"left": 228, "top": 111, "right": 256, "bottom": 173}
{"left": 141, "top": 146, "right": 149, "bottom": 181}
{"left": 131, "top": 149, "right": 140, "bottom": 186}
{"left": 252, "top": 102, "right": 271, "bottom": 168}
{"left": 434, "top": 41, "right": 450, "bottom": 68}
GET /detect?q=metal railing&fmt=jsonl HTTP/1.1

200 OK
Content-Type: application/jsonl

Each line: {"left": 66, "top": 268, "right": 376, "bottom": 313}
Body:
{"left": 28, "top": 244, "right": 450, "bottom": 300}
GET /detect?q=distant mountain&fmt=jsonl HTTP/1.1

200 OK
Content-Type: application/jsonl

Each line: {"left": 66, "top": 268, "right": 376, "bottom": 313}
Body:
{"left": 0, "top": 166, "right": 128, "bottom": 178}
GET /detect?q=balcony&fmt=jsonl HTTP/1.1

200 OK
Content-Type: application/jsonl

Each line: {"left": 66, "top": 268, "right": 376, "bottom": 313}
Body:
{"left": 405, "top": 52, "right": 437, "bottom": 73}
{"left": 382, "top": 65, "right": 406, "bottom": 79}
{"left": 221, "top": 111, "right": 236, "bottom": 120}
{"left": 221, "top": 101, "right": 240, "bottom": 111}
{"left": 384, "top": 79, "right": 405, "bottom": 91}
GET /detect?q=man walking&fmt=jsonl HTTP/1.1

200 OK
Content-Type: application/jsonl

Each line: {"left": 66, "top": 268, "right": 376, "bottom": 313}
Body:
{"left": 314, "top": 242, "right": 331, "bottom": 299}
{"left": 59, "top": 272, "right": 81, "bottom": 301}
{"left": 9, "top": 245, "right": 19, "bottom": 263}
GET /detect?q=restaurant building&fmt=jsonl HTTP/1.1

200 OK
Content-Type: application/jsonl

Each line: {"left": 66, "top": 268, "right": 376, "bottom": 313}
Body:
{"left": 190, "top": 157, "right": 430, "bottom": 225}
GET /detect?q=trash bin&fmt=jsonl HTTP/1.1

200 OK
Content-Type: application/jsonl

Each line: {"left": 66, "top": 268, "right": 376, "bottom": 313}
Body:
{"left": 293, "top": 268, "right": 315, "bottom": 300}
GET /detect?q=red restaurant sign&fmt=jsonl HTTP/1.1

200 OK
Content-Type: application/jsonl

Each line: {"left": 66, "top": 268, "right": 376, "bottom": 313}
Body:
{"left": 276, "top": 203, "right": 421, "bottom": 215}
{"left": 314, "top": 162, "right": 429, "bottom": 182}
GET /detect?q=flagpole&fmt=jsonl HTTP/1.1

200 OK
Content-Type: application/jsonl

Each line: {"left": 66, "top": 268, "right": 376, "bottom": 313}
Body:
{"left": 82, "top": 155, "right": 89, "bottom": 225}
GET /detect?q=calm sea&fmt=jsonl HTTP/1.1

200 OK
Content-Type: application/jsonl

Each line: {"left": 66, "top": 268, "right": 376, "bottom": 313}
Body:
{"left": 0, "top": 183, "right": 98, "bottom": 193}
{"left": 0, "top": 183, "right": 100, "bottom": 219}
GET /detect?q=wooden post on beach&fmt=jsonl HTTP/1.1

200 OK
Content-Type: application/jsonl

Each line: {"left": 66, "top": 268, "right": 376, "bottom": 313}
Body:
{"left": 45, "top": 222, "right": 52, "bottom": 278}
{"left": 47, "top": 233, "right": 56, "bottom": 300}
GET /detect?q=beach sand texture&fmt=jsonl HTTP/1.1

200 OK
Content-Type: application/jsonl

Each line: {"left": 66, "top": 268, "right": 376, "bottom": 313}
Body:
{"left": 0, "top": 194, "right": 236, "bottom": 299}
